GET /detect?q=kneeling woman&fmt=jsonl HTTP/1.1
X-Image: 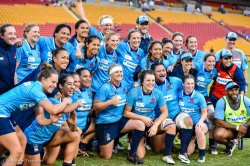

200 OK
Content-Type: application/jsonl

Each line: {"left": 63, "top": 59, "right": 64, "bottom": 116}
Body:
{"left": 124, "top": 70, "right": 175, "bottom": 164}
{"left": 176, "top": 74, "right": 208, "bottom": 164}
{"left": 24, "top": 74, "right": 83, "bottom": 166}
{"left": 93, "top": 64, "right": 145, "bottom": 164}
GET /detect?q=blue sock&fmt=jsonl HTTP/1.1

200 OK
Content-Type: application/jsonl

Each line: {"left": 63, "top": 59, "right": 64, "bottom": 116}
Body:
{"left": 180, "top": 128, "right": 193, "bottom": 154}
{"left": 164, "top": 133, "right": 176, "bottom": 156}
{"left": 199, "top": 149, "right": 206, "bottom": 157}
{"left": 62, "top": 162, "right": 72, "bottom": 166}
{"left": 72, "top": 159, "right": 75, "bottom": 164}
{"left": 130, "top": 130, "right": 144, "bottom": 154}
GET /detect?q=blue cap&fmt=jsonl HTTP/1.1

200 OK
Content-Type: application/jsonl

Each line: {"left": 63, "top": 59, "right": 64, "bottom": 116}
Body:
{"left": 225, "top": 82, "right": 239, "bottom": 91}
{"left": 181, "top": 53, "right": 193, "bottom": 61}
{"left": 221, "top": 49, "right": 233, "bottom": 59}
{"left": 226, "top": 32, "right": 237, "bottom": 40}
{"left": 136, "top": 16, "right": 149, "bottom": 24}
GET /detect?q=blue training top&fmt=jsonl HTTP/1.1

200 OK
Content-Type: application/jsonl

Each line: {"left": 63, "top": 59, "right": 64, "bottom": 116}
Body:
{"left": 0, "top": 81, "right": 48, "bottom": 118}
{"left": 24, "top": 98, "right": 67, "bottom": 144}
{"left": 155, "top": 77, "right": 183, "bottom": 119}
{"left": 178, "top": 90, "right": 207, "bottom": 124}
{"left": 95, "top": 81, "right": 127, "bottom": 124}
{"left": 126, "top": 87, "right": 166, "bottom": 119}
{"left": 191, "top": 50, "right": 206, "bottom": 69}
{"left": 72, "top": 87, "right": 93, "bottom": 130}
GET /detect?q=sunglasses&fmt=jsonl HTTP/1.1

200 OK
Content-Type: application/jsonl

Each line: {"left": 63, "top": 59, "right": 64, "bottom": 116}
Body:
{"left": 228, "top": 38, "right": 236, "bottom": 41}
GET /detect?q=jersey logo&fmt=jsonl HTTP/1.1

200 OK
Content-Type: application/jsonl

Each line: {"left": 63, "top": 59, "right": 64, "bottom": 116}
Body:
{"left": 167, "top": 85, "right": 171, "bottom": 89}
{"left": 190, "top": 98, "right": 194, "bottom": 103}
{"left": 151, "top": 97, "right": 156, "bottom": 103}
{"left": 125, "top": 54, "right": 132, "bottom": 61}
{"left": 123, "top": 88, "right": 126, "bottom": 93}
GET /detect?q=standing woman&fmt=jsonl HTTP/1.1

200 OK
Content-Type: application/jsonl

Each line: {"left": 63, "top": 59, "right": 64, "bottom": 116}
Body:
{"left": 94, "top": 64, "right": 145, "bottom": 163}
{"left": 24, "top": 74, "right": 82, "bottom": 166}
{"left": 124, "top": 70, "right": 174, "bottom": 164}
{"left": 69, "top": 35, "right": 101, "bottom": 73}
{"left": 170, "top": 32, "right": 184, "bottom": 64}
{"left": 140, "top": 40, "right": 164, "bottom": 70}
{"left": 91, "top": 32, "right": 119, "bottom": 93}
{"left": 168, "top": 52, "right": 197, "bottom": 80}
{"left": 117, "top": 30, "right": 145, "bottom": 91}
{"left": 0, "top": 63, "right": 72, "bottom": 166}
{"left": 176, "top": 74, "right": 208, "bottom": 164}
{"left": 69, "top": 19, "right": 89, "bottom": 47}
{"left": 0, "top": 24, "right": 17, "bottom": 95}
{"left": 16, "top": 24, "right": 41, "bottom": 84}
{"left": 73, "top": 68, "right": 95, "bottom": 156}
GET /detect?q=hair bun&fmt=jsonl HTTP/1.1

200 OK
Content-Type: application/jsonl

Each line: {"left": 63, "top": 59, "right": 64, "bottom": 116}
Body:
{"left": 40, "top": 62, "right": 53, "bottom": 71}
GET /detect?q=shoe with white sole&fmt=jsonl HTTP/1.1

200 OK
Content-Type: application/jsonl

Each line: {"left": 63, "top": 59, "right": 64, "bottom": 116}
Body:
{"left": 178, "top": 153, "right": 190, "bottom": 164}
{"left": 163, "top": 155, "right": 175, "bottom": 164}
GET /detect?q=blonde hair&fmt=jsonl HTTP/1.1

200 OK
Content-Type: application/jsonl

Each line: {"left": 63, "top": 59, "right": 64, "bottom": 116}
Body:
{"left": 104, "top": 32, "right": 119, "bottom": 44}
{"left": 23, "top": 23, "right": 39, "bottom": 39}
{"left": 98, "top": 15, "right": 114, "bottom": 25}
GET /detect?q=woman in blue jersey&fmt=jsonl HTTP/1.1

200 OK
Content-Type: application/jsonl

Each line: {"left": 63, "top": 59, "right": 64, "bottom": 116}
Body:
{"left": 69, "top": 20, "right": 89, "bottom": 47}
{"left": 0, "top": 63, "right": 72, "bottom": 166}
{"left": 94, "top": 64, "right": 145, "bottom": 164}
{"left": 168, "top": 52, "right": 198, "bottom": 80}
{"left": 140, "top": 41, "right": 164, "bottom": 70}
{"left": 116, "top": 30, "right": 145, "bottom": 91}
{"left": 70, "top": 35, "right": 101, "bottom": 73}
{"left": 151, "top": 62, "right": 183, "bottom": 164}
{"left": 175, "top": 74, "right": 208, "bottom": 164}
{"left": 195, "top": 53, "right": 218, "bottom": 154}
{"left": 185, "top": 35, "right": 206, "bottom": 69}
{"left": 24, "top": 74, "right": 82, "bottom": 166}
{"left": 162, "top": 38, "right": 175, "bottom": 70}
{"left": 124, "top": 70, "right": 174, "bottom": 164}
{"left": 15, "top": 24, "right": 41, "bottom": 84}
{"left": 170, "top": 32, "right": 184, "bottom": 64}
{"left": 73, "top": 68, "right": 95, "bottom": 156}
{"left": 91, "top": 32, "right": 119, "bottom": 93}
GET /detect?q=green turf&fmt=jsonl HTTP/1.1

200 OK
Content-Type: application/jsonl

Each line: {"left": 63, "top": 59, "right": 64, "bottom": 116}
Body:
{"left": 53, "top": 63, "right": 250, "bottom": 166}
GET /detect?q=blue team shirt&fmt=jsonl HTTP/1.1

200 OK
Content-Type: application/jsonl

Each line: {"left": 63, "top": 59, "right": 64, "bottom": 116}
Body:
{"left": 214, "top": 95, "right": 250, "bottom": 120}
{"left": 37, "top": 36, "right": 76, "bottom": 64}
{"left": 191, "top": 50, "right": 206, "bottom": 69}
{"left": 16, "top": 40, "right": 41, "bottom": 83}
{"left": 89, "top": 26, "right": 104, "bottom": 42}
{"left": 95, "top": 81, "right": 127, "bottom": 124}
{"left": 24, "top": 98, "right": 67, "bottom": 144}
{"left": 72, "top": 88, "right": 93, "bottom": 130}
{"left": 169, "top": 49, "right": 184, "bottom": 64}
{"left": 195, "top": 64, "right": 217, "bottom": 97}
{"left": 155, "top": 77, "right": 183, "bottom": 119}
{"left": 117, "top": 42, "right": 144, "bottom": 91}
{"left": 91, "top": 45, "right": 118, "bottom": 92}
{"left": 0, "top": 81, "right": 48, "bottom": 117}
{"left": 126, "top": 87, "right": 166, "bottom": 119}
{"left": 178, "top": 90, "right": 207, "bottom": 124}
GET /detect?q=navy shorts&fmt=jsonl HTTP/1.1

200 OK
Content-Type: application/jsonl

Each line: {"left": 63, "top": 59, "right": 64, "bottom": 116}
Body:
{"left": 95, "top": 117, "right": 129, "bottom": 145}
{"left": 205, "top": 96, "right": 212, "bottom": 105}
{"left": 0, "top": 117, "right": 15, "bottom": 135}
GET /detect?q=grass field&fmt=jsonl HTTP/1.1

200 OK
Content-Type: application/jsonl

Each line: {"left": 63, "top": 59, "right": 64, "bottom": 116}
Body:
{"left": 54, "top": 63, "right": 250, "bottom": 166}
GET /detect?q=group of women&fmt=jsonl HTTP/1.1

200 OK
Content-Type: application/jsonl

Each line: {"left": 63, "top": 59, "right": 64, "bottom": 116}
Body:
{"left": 0, "top": 2, "right": 248, "bottom": 166}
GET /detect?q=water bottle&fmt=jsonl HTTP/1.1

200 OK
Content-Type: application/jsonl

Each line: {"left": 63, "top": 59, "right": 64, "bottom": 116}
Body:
{"left": 238, "top": 137, "right": 243, "bottom": 150}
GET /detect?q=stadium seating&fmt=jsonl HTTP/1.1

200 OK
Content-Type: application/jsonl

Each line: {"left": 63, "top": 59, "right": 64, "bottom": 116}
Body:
{"left": 0, "top": 0, "right": 42, "bottom": 5}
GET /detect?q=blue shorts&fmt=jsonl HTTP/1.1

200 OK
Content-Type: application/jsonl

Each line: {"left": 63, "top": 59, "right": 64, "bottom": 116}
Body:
{"left": 25, "top": 135, "right": 55, "bottom": 155}
{"left": 95, "top": 117, "right": 129, "bottom": 145}
{"left": 0, "top": 117, "right": 15, "bottom": 135}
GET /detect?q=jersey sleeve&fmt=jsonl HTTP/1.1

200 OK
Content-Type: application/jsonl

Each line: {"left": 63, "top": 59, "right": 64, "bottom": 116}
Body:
{"left": 215, "top": 50, "right": 221, "bottom": 62}
{"left": 89, "top": 26, "right": 102, "bottom": 40}
{"left": 157, "top": 90, "right": 166, "bottom": 108}
{"left": 95, "top": 84, "right": 109, "bottom": 102}
{"left": 214, "top": 98, "right": 226, "bottom": 120}
{"left": 198, "top": 93, "right": 207, "bottom": 109}
{"left": 16, "top": 47, "right": 23, "bottom": 62}
{"left": 29, "top": 84, "right": 48, "bottom": 103}
{"left": 126, "top": 88, "right": 137, "bottom": 107}
{"left": 240, "top": 51, "right": 248, "bottom": 70}
{"left": 243, "top": 96, "right": 250, "bottom": 115}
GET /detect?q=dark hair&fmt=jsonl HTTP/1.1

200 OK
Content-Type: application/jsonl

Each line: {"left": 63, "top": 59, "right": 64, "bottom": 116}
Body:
{"left": 127, "top": 29, "right": 140, "bottom": 41}
{"left": 0, "top": 24, "right": 14, "bottom": 35}
{"left": 52, "top": 47, "right": 68, "bottom": 58}
{"left": 185, "top": 35, "right": 197, "bottom": 47}
{"left": 75, "top": 20, "right": 88, "bottom": 30}
{"left": 204, "top": 53, "right": 215, "bottom": 62}
{"left": 146, "top": 40, "right": 163, "bottom": 69}
{"left": 139, "top": 70, "right": 155, "bottom": 84}
{"left": 175, "top": 51, "right": 188, "bottom": 66}
{"left": 58, "top": 74, "right": 74, "bottom": 89}
{"left": 76, "top": 67, "right": 90, "bottom": 76}
{"left": 69, "top": 71, "right": 79, "bottom": 77}
{"left": 37, "top": 63, "right": 58, "bottom": 81}
{"left": 151, "top": 62, "right": 165, "bottom": 72}
{"left": 182, "top": 74, "right": 195, "bottom": 83}
{"left": 53, "top": 23, "right": 71, "bottom": 38}
{"left": 162, "top": 38, "right": 173, "bottom": 45}
{"left": 83, "top": 35, "right": 101, "bottom": 64}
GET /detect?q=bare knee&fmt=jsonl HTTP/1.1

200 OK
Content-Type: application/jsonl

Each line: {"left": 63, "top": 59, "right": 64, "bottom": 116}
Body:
{"left": 184, "top": 117, "right": 193, "bottom": 128}
{"left": 166, "top": 124, "right": 176, "bottom": 134}
{"left": 134, "top": 120, "right": 145, "bottom": 131}
{"left": 69, "top": 132, "right": 80, "bottom": 143}
{"left": 10, "top": 147, "right": 22, "bottom": 159}
{"left": 214, "top": 130, "right": 225, "bottom": 140}
{"left": 100, "top": 153, "right": 112, "bottom": 160}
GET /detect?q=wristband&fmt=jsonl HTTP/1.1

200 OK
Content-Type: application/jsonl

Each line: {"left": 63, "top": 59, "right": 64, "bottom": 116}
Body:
{"left": 236, "top": 125, "right": 239, "bottom": 131}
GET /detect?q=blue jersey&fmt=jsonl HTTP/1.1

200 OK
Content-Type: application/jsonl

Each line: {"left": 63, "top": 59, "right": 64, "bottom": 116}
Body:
{"left": 126, "top": 87, "right": 166, "bottom": 119}
{"left": 117, "top": 42, "right": 144, "bottom": 91}
{"left": 215, "top": 48, "right": 248, "bottom": 71}
{"left": 155, "top": 77, "right": 183, "bottom": 119}
{"left": 91, "top": 45, "right": 118, "bottom": 92}
{"left": 68, "top": 34, "right": 79, "bottom": 47}
{"left": 37, "top": 36, "right": 76, "bottom": 64}
{"left": 24, "top": 98, "right": 67, "bottom": 144}
{"left": 214, "top": 95, "right": 250, "bottom": 120}
{"left": 195, "top": 64, "right": 217, "bottom": 97}
{"left": 72, "top": 88, "right": 93, "bottom": 130}
{"left": 178, "top": 90, "right": 207, "bottom": 124}
{"left": 0, "top": 81, "right": 48, "bottom": 117}
{"left": 191, "top": 50, "right": 206, "bottom": 69}
{"left": 89, "top": 26, "right": 104, "bottom": 42}
{"left": 16, "top": 40, "right": 41, "bottom": 83}
{"left": 169, "top": 49, "right": 184, "bottom": 64}
{"left": 95, "top": 81, "right": 127, "bottom": 124}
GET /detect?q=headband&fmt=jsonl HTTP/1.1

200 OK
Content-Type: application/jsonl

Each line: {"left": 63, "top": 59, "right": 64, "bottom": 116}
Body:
{"left": 109, "top": 66, "right": 122, "bottom": 75}
{"left": 100, "top": 17, "right": 113, "bottom": 26}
